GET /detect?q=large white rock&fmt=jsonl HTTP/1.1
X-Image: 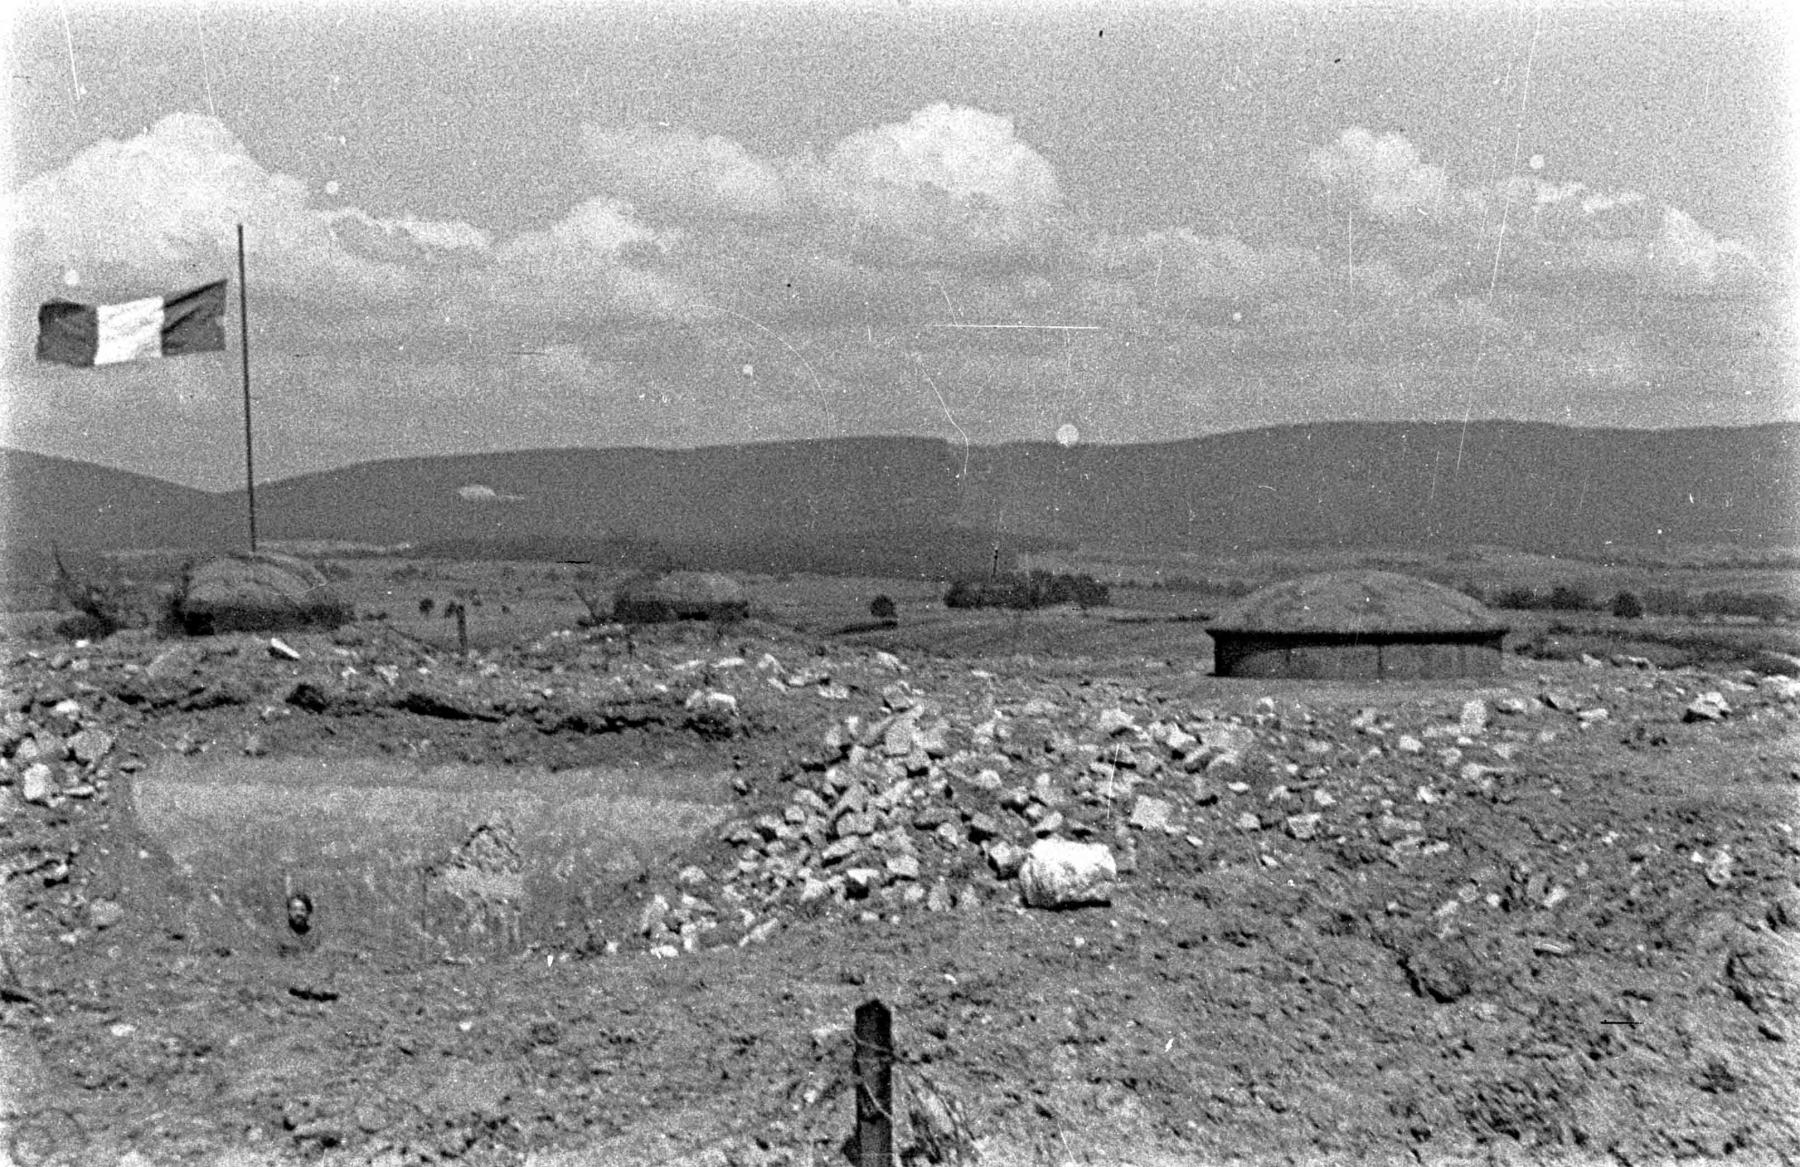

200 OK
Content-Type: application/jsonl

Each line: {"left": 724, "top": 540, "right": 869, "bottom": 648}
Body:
{"left": 1128, "top": 795, "right": 1174, "bottom": 833}
{"left": 1019, "top": 839, "right": 1116, "bottom": 909}
{"left": 20, "top": 763, "right": 54, "bottom": 804}
{"left": 1684, "top": 692, "right": 1732, "bottom": 723}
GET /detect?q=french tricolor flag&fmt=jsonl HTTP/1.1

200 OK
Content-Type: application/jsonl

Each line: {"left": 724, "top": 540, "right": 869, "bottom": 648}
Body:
{"left": 36, "top": 280, "right": 229, "bottom": 368}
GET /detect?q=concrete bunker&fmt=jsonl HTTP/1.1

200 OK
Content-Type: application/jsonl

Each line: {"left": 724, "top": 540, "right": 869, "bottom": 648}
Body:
{"left": 1207, "top": 570, "right": 1507, "bottom": 680}
{"left": 612, "top": 571, "right": 748, "bottom": 624}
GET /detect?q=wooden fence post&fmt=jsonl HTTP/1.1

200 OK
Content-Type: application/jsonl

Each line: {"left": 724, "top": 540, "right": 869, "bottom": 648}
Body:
{"left": 853, "top": 998, "right": 894, "bottom": 1167}
{"left": 454, "top": 602, "right": 469, "bottom": 657}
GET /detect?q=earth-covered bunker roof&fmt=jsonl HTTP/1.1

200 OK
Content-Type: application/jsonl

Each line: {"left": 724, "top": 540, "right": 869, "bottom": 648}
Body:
{"left": 1206, "top": 570, "right": 1507, "bottom": 636}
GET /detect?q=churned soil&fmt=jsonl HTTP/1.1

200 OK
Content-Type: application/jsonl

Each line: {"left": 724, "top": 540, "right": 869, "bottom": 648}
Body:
{"left": 2, "top": 615, "right": 1798, "bottom": 1166}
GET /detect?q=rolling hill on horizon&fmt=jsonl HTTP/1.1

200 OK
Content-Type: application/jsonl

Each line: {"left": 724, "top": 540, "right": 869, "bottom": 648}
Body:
{"left": 4, "top": 422, "right": 1796, "bottom": 574}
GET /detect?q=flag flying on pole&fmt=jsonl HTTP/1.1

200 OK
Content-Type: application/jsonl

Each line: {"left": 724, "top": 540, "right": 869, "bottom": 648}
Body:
{"left": 36, "top": 280, "right": 229, "bottom": 368}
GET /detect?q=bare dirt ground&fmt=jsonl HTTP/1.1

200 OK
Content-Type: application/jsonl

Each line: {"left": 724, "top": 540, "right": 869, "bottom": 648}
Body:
{"left": 2, "top": 597, "right": 1799, "bottom": 1166}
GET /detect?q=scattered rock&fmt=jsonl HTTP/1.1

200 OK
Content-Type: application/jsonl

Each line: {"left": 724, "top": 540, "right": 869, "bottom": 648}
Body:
{"left": 986, "top": 840, "right": 1027, "bottom": 879}
{"left": 1458, "top": 700, "right": 1488, "bottom": 735}
{"left": 1164, "top": 726, "right": 1198, "bottom": 756}
{"left": 1704, "top": 849, "right": 1734, "bottom": 888}
{"left": 1285, "top": 813, "right": 1322, "bottom": 841}
{"left": 66, "top": 728, "right": 114, "bottom": 766}
{"left": 964, "top": 811, "right": 1001, "bottom": 841}
{"left": 684, "top": 690, "right": 739, "bottom": 717}
{"left": 1768, "top": 890, "right": 1800, "bottom": 933}
{"left": 1096, "top": 709, "right": 1141, "bottom": 737}
{"left": 21, "top": 762, "right": 53, "bottom": 804}
{"left": 1019, "top": 839, "right": 1116, "bottom": 909}
{"left": 88, "top": 898, "right": 124, "bottom": 930}
{"left": 1192, "top": 723, "right": 1256, "bottom": 769}
{"left": 1128, "top": 796, "right": 1173, "bottom": 832}
{"left": 1684, "top": 692, "right": 1732, "bottom": 722}
{"left": 1725, "top": 930, "right": 1798, "bottom": 1023}
{"left": 638, "top": 895, "right": 671, "bottom": 937}
{"left": 1402, "top": 942, "right": 1473, "bottom": 1003}
{"left": 843, "top": 868, "right": 883, "bottom": 899}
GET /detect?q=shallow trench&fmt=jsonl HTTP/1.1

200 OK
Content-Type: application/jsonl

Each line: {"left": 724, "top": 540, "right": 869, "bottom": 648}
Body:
{"left": 128, "top": 754, "right": 736, "bottom": 961}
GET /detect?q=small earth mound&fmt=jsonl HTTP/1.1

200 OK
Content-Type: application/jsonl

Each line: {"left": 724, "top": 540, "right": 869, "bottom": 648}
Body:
{"left": 612, "top": 570, "right": 748, "bottom": 624}
{"left": 177, "top": 552, "right": 349, "bottom": 635}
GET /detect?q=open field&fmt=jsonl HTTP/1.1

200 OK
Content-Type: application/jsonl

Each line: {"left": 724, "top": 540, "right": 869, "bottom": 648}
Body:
{"left": 1, "top": 549, "right": 1798, "bottom": 1165}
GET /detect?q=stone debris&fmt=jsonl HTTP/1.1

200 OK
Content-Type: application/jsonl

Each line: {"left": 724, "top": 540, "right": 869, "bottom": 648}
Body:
{"left": 1019, "top": 839, "right": 1117, "bottom": 909}
{"left": 21, "top": 763, "right": 54, "bottom": 804}
{"left": 1128, "top": 795, "right": 1174, "bottom": 833}
{"left": 1192, "top": 723, "right": 1256, "bottom": 770}
{"left": 66, "top": 728, "right": 114, "bottom": 765}
{"left": 88, "top": 898, "right": 124, "bottom": 930}
{"left": 1096, "top": 708, "right": 1141, "bottom": 737}
{"left": 1759, "top": 675, "right": 1800, "bottom": 703}
{"left": 1704, "top": 849, "right": 1735, "bottom": 888}
{"left": 985, "top": 841, "right": 1027, "bottom": 878}
{"left": 1285, "top": 813, "right": 1321, "bottom": 841}
{"left": 1684, "top": 692, "right": 1732, "bottom": 723}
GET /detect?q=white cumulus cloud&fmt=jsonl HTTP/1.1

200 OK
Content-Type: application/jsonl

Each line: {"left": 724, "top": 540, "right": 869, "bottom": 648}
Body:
{"left": 473, "top": 196, "right": 703, "bottom": 322}
{"left": 4, "top": 112, "right": 487, "bottom": 300}
{"left": 581, "top": 126, "right": 787, "bottom": 219}
{"left": 579, "top": 104, "right": 1065, "bottom": 263}
{"left": 821, "top": 103, "right": 1061, "bottom": 212}
{"left": 1306, "top": 126, "right": 1762, "bottom": 293}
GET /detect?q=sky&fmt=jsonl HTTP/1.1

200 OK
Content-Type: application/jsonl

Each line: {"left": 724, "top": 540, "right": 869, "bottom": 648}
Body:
{"left": 2, "top": 0, "right": 1796, "bottom": 490}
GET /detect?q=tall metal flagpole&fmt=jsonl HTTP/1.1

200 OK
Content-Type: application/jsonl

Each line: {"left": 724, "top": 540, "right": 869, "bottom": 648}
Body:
{"left": 237, "top": 223, "right": 257, "bottom": 552}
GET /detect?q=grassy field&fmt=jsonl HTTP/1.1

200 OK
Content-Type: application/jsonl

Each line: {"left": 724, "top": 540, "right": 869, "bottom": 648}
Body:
{"left": 8, "top": 540, "right": 1799, "bottom": 673}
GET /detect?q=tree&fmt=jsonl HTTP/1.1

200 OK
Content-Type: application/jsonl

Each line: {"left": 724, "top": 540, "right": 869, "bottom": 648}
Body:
{"left": 1611, "top": 590, "right": 1645, "bottom": 620}
{"left": 1546, "top": 582, "right": 1594, "bottom": 612}
{"left": 870, "top": 594, "right": 897, "bottom": 622}
{"left": 418, "top": 597, "right": 435, "bottom": 617}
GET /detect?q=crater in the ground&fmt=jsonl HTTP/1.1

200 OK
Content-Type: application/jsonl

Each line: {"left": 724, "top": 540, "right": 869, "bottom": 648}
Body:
{"left": 128, "top": 754, "right": 736, "bottom": 959}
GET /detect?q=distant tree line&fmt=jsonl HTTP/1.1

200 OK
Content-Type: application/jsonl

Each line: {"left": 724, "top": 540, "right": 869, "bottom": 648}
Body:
{"left": 1477, "top": 580, "right": 1795, "bottom": 623}
{"left": 944, "top": 570, "right": 1110, "bottom": 611}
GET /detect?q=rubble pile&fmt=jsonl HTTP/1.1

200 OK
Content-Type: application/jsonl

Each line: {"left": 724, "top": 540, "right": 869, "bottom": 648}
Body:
{"left": 651, "top": 661, "right": 1800, "bottom": 957}
{"left": 0, "top": 686, "right": 137, "bottom": 956}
